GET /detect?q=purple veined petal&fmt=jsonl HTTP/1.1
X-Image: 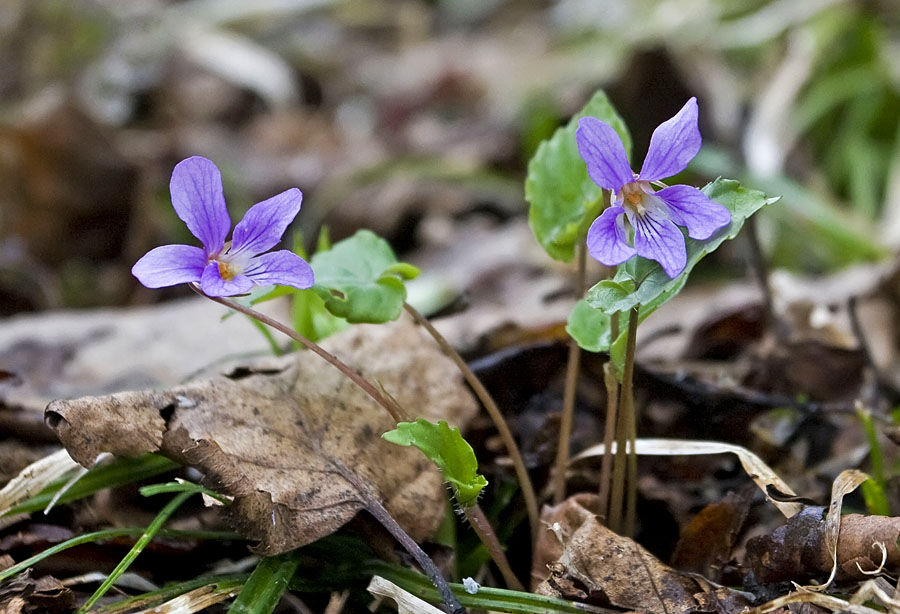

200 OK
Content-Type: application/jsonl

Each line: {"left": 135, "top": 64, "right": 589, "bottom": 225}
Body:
{"left": 199, "top": 261, "right": 254, "bottom": 297}
{"left": 656, "top": 184, "right": 731, "bottom": 240}
{"left": 586, "top": 206, "right": 636, "bottom": 266}
{"left": 170, "top": 156, "right": 231, "bottom": 254}
{"left": 631, "top": 209, "right": 687, "bottom": 278}
{"left": 230, "top": 188, "right": 303, "bottom": 257}
{"left": 132, "top": 244, "right": 206, "bottom": 288}
{"left": 576, "top": 117, "right": 634, "bottom": 193}
{"left": 243, "top": 250, "right": 315, "bottom": 290}
{"left": 638, "top": 98, "right": 702, "bottom": 183}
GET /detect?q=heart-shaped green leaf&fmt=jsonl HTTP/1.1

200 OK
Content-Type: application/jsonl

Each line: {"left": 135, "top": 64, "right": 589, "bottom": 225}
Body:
{"left": 526, "top": 90, "right": 631, "bottom": 262}
{"left": 311, "top": 230, "right": 420, "bottom": 324}
{"left": 383, "top": 418, "right": 487, "bottom": 507}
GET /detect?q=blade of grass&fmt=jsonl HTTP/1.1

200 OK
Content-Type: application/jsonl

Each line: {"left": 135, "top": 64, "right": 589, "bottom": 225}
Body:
{"left": 94, "top": 575, "right": 247, "bottom": 614}
{"left": 79, "top": 490, "right": 195, "bottom": 612}
{"left": 0, "top": 528, "right": 240, "bottom": 583}
{"left": 228, "top": 551, "right": 302, "bottom": 614}
{"left": 5, "top": 454, "right": 179, "bottom": 517}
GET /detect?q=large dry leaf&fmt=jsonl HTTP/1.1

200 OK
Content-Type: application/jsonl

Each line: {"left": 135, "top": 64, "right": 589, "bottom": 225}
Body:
{"left": 0, "top": 297, "right": 288, "bottom": 414}
{"left": 533, "top": 495, "right": 749, "bottom": 614}
{"left": 45, "top": 316, "right": 477, "bottom": 555}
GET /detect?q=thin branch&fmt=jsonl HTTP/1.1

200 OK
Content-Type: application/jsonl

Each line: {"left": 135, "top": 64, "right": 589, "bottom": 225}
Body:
{"left": 553, "top": 243, "right": 587, "bottom": 504}
{"left": 366, "top": 498, "right": 464, "bottom": 614}
{"left": 403, "top": 302, "right": 539, "bottom": 545}
{"left": 463, "top": 505, "right": 525, "bottom": 592}
{"left": 193, "top": 286, "right": 406, "bottom": 422}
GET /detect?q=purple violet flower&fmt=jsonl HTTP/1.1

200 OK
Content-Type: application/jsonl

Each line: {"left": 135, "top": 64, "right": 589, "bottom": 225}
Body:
{"left": 132, "top": 156, "right": 314, "bottom": 297}
{"left": 577, "top": 97, "right": 730, "bottom": 278}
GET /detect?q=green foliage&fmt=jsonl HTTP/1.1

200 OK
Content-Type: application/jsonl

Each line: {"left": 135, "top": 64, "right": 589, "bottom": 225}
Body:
{"left": 228, "top": 551, "right": 301, "bottom": 614}
{"left": 526, "top": 90, "right": 631, "bottom": 262}
{"left": 311, "top": 230, "right": 420, "bottom": 323}
{"left": 383, "top": 418, "right": 487, "bottom": 507}
{"left": 568, "top": 179, "right": 777, "bottom": 368}
{"left": 4, "top": 454, "right": 179, "bottom": 517}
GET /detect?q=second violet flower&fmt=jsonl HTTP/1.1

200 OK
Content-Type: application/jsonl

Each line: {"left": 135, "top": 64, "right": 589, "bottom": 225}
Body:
{"left": 577, "top": 97, "right": 730, "bottom": 278}
{"left": 133, "top": 156, "right": 314, "bottom": 297}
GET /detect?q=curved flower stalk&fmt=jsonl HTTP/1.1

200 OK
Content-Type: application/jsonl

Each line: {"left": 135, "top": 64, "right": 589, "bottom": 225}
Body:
{"left": 577, "top": 97, "right": 730, "bottom": 278}
{"left": 133, "top": 156, "right": 313, "bottom": 296}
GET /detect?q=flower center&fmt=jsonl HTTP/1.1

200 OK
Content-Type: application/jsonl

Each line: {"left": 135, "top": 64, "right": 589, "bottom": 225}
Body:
{"left": 218, "top": 260, "right": 238, "bottom": 280}
{"left": 619, "top": 181, "right": 650, "bottom": 215}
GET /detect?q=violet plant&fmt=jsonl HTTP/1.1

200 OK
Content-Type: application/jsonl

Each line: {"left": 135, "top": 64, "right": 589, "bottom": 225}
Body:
{"left": 131, "top": 156, "right": 531, "bottom": 608}
{"left": 526, "top": 90, "right": 777, "bottom": 533}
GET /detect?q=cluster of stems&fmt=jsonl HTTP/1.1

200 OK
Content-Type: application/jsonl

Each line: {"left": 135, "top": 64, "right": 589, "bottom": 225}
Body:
{"left": 549, "top": 206, "right": 641, "bottom": 535}
{"left": 197, "top": 286, "right": 529, "bottom": 611}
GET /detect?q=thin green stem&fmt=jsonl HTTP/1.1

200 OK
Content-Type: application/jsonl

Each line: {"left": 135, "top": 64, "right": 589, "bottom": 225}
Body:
{"left": 553, "top": 243, "right": 587, "bottom": 504}
{"left": 194, "top": 286, "right": 406, "bottom": 422}
{"left": 620, "top": 307, "right": 639, "bottom": 537}
{"left": 462, "top": 505, "right": 524, "bottom": 591}
{"left": 80, "top": 491, "right": 194, "bottom": 612}
{"left": 597, "top": 362, "right": 619, "bottom": 521}
{"left": 403, "top": 302, "right": 539, "bottom": 545}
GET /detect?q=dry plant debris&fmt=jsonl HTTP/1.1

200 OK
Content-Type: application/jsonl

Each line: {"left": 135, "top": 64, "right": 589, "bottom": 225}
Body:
{"left": 44, "top": 316, "right": 477, "bottom": 554}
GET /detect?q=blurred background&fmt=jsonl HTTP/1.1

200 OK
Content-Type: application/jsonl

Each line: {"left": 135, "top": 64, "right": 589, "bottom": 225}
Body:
{"left": 1, "top": 0, "right": 898, "bottom": 315}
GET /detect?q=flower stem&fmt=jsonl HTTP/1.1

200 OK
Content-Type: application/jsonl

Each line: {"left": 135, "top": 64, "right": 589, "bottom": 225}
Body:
{"left": 552, "top": 243, "right": 587, "bottom": 504}
{"left": 193, "top": 286, "right": 407, "bottom": 423}
{"left": 620, "top": 307, "right": 639, "bottom": 537}
{"left": 597, "top": 362, "right": 619, "bottom": 520}
{"left": 462, "top": 504, "right": 524, "bottom": 591}
{"left": 403, "top": 302, "right": 539, "bottom": 545}
{"left": 366, "top": 497, "right": 464, "bottom": 614}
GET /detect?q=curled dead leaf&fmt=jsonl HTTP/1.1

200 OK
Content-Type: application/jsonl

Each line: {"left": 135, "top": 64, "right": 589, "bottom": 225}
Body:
{"left": 45, "top": 316, "right": 477, "bottom": 554}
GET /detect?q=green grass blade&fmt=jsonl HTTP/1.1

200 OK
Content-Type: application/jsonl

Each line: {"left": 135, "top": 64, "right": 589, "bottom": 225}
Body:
{"left": 0, "top": 528, "right": 240, "bottom": 584}
{"left": 228, "top": 551, "right": 302, "bottom": 614}
{"left": 5, "top": 454, "right": 179, "bottom": 517}
{"left": 79, "top": 491, "right": 194, "bottom": 612}
{"left": 93, "top": 575, "right": 247, "bottom": 614}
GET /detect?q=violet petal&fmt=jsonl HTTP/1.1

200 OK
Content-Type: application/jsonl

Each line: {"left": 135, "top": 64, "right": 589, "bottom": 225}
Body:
{"left": 586, "top": 206, "right": 636, "bottom": 266}
{"left": 170, "top": 157, "right": 231, "bottom": 254}
{"left": 638, "top": 98, "right": 701, "bottom": 183}
{"left": 230, "top": 188, "right": 303, "bottom": 257}
{"left": 577, "top": 117, "right": 634, "bottom": 193}
{"left": 656, "top": 184, "right": 731, "bottom": 240}
{"left": 632, "top": 210, "right": 687, "bottom": 278}
{"left": 244, "top": 250, "right": 315, "bottom": 290}
{"left": 132, "top": 244, "right": 206, "bottom": 288}
{"left": 199, "top": 261, "right": 254, "bottom": 297}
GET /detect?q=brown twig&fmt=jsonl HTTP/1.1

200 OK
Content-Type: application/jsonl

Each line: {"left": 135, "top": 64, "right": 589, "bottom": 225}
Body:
{"left": 553, "top": 243, "right": 587, "bottom": 504}
{"left": 403, "top": 302, "right": 539, "bottom": 545}
{"left": 462, "top": 505, "right": 525, "bottom": 591}
{"left": 193, "top": 286, "right": 406, "bottom": 422}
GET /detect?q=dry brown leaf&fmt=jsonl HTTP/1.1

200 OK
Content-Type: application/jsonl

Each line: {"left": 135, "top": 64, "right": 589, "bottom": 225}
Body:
{"left": 532, "top": 494, "right": 750, "bottom": 614}
{"left": 45, "top": 316, "right": 477, "bottom": 554}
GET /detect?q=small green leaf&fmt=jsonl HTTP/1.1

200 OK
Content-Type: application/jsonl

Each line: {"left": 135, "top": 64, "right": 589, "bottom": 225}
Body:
{"left": 566, "top": 299, "right": 611, "bottom": 353}
{"left": 292, "top": 288, "right": 348, "bottom": 343}
{"left": 587, "top": 178, "right": 778, "bottom": 315}
{"left": 383, "top": 418, "right": 488, "bottom": 507}
{"left": 311, "top": 230, "right": 415, "bottom": 324}
{"left": 526, "top": 90, "right": 631, "bottom": 262}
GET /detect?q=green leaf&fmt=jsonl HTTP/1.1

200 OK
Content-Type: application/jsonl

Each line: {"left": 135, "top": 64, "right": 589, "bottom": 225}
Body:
{"left": 311, "top": 230, "right": 420, "bottom": 324}
{"left": 228, "top": 551, "right": 301, "bottom": 614}
{"left": 587, "top": 178, "right": 778, "bottom": 315}
{"left": 566, "top": 299, "right": 611, "bottom": 353}
{"left": 526, "top": 90, "right": 631, "bottom": 262}
{"left": 383, "top": 418, "right": 487, "bottom": 507}
{"left": 291, "top": 288, "right": 348, "bottom": 343}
